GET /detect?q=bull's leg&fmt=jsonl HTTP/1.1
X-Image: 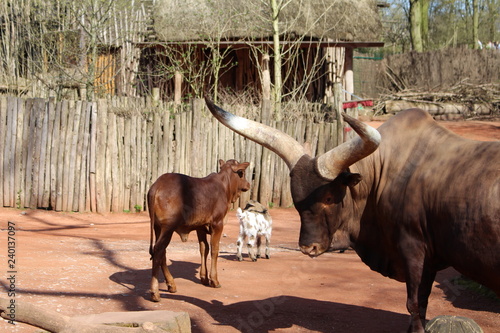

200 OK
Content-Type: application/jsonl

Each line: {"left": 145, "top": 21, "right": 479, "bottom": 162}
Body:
{"left": 208, "top": 221, "right": 223, "bottom": 288}
{"left": 196, "top": 229, "right": 210, "bottom": 286}
{"left": 406, "top": 280, "right": 425, "bottom": 332}
{"left": 417, "top": 267, "right": 437, "bottom": 325}
{"left": 403, "top": 243, "right": 427, "bottom": 333}
{"left": 150, "top": 229, "right": 175, "bottom": 302}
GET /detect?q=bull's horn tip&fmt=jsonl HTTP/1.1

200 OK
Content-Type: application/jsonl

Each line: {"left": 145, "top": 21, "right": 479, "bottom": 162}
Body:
{"left": 204, "top": 96, "right": 214, "bottom": 106}
{"left": 341, "top": 112, "right": 354, "bottom": 120}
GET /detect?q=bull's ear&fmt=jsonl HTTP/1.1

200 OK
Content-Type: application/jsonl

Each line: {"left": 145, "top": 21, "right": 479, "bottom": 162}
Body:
{"left": 219, "top": 159, "right": 225, "bottom": 168}
{"left": 341, "top": 172, "right": 362, "bottom": 187}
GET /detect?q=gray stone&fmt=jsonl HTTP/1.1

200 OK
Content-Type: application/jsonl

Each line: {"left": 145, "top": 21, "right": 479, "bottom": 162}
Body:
{"left": 426, "top": 315, "right": 483, "bottom": 333}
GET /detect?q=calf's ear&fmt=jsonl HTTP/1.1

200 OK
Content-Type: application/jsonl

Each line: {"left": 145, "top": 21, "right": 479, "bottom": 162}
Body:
{"left": 232, "top": 162, "right": 250, "bottom": 172}
{"left": 219, "top": 159, "right": 225, "bottom": 168}
{"left": 340, "top": 172, "right": 362, "bottom": 187}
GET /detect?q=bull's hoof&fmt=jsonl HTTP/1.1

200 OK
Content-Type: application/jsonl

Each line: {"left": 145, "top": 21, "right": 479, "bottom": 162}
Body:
{"left": 265, "top": 254, "right": 270, "bottom": 259}
{"left": 201, "top": 277, "right": 210, "bottom": 286}
{"left": 251, "top": 258, "right": 257, "bottom": 262}
{"left": 150, "top": 292, "right": 161, "bottom": 302}
{"left": 167, "top": 285, "right": 177, "bottom": 293}
{"left": 237, "top": 256, "right": 243, "bottom": 262}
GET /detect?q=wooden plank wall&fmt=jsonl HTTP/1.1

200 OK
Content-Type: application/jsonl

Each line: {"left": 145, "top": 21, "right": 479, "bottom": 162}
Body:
{"left": 0, "top": 97, "right": 339, "bottom": 213}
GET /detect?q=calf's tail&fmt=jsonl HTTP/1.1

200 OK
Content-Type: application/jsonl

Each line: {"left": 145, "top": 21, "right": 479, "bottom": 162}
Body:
{"left": 148, "top": 190, "right": 155, "bottom": 260}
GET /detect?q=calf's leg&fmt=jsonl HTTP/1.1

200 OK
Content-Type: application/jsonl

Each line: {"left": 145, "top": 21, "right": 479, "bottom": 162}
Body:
{"left": 209, "top": 221, "right": 223, "bottom": 288}
{"left": 150, "top": 228, "right": 175, "bottom": 302}
{"left": 197, "top": 229, "right": 210, "bottom": 286}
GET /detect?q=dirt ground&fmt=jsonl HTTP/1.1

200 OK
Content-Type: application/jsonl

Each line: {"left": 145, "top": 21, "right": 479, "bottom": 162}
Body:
{"left": 1, "top": 119, "right": 499, "bottom": 333}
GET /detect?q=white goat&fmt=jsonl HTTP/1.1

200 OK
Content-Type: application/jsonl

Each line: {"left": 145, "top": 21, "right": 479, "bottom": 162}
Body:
{"left": 236, "top": 200, "right": 272, "bottom": 261}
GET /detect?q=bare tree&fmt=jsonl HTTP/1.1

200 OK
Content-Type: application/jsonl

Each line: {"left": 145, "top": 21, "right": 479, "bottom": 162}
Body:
{"left": 0, "top": 0, "right": 148, "bottom": 100}
{"left": 409, "top": 0, "right": 425, "bottom": 52}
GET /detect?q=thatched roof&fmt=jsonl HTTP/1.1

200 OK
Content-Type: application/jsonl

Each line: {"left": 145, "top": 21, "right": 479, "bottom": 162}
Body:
{"left": 153, "top": 0, "right": 382, "bottom": 42}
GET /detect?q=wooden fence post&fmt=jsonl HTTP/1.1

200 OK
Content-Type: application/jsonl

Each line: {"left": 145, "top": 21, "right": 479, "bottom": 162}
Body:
{"left": 95, "top": 99, "right": 109, "bottom": 213}
{"left": 0, "top": 97, "right": 343, "bottom": 212}
{"left": 334, "top": 82, "right": 344, "bottom": 144}
{"left": 0, "top": 97, "right": 6, "bottom": 207}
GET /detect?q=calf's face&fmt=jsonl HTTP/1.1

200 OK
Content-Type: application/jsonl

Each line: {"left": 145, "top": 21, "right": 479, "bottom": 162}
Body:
{"left": 219, "top": 159, "right": 250, "bottom": 202}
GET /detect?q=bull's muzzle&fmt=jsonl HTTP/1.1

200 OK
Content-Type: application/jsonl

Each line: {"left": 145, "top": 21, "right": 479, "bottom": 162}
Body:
{"left": 300, "top": 243, "right": 326, "bottom": 258}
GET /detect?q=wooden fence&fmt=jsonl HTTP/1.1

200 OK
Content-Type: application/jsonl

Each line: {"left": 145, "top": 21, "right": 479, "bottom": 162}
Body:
{"left": 0, "top": 97, "right": 340, "bottom": 213}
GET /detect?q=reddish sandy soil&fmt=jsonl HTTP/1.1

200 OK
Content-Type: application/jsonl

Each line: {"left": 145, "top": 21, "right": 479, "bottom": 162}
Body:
{"left": 1, "top": 119, "right": 499, "bottom": 333}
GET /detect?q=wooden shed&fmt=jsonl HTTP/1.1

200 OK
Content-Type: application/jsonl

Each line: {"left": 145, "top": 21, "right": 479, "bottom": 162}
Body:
{"left": 136, "top": 0, "right": 384, "bottom": 105}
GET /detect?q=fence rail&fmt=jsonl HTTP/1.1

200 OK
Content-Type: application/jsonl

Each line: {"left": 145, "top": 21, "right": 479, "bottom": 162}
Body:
{"left": 0, "top": 97, "right": 340, "bottom": 213}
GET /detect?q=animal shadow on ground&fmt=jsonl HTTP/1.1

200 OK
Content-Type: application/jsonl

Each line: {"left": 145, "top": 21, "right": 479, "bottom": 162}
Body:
{"left": 165, "top": 294, "right": 409, "bottom": 333}
{"left": 434, "top": 270, "right": 500, "bottom": 313}
{"left": 218, "top": 250, "right": 249, "bottom": 261}
{"left": 109, "top": 266, "right": 409, "bottom": 333}
{"left": 109, "top": 260, "right": 200, "bottom": 308}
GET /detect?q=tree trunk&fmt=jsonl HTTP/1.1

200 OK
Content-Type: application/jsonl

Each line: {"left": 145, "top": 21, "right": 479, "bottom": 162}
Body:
{"left": 485, "top": 0, "right": 498, "bottom": 42}
{"left": 420, "top": 0, "right": 430, "bottom": 50}
{"left": 0, "top": 297, "right": 170, "bottom": 333}
{"left": 472, "top": 0, "right": 479, "bottom": 49}
{"left": 270, "top": 0, "right": 282, "bottom": 120}
{"left": 410, "top": 0, "right": 424, "bottom": 52}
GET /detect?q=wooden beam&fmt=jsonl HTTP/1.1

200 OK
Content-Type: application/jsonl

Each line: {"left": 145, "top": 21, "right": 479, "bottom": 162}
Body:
{"left": 135, "top": 41, "right": 384, "bottom": 50}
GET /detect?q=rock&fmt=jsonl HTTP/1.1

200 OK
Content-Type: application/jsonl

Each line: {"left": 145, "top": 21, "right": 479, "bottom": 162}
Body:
{"left": 425, "top": 315, "right": 483, "bottom": 333}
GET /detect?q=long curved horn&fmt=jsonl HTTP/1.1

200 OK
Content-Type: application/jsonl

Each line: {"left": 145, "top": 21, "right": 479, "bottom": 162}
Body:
{"left": 316, "top": 113, "right": 381, "bottom": 180}
{"left": 205, "top": 97, "right": 306, "bottom": 170}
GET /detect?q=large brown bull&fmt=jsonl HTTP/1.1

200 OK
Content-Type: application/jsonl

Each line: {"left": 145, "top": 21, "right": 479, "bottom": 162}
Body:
{"left": 148, "top": 159, "right": 250, "bottom": 302}
{"left": 205, "top": 97, "right": 500, "bottom": 333}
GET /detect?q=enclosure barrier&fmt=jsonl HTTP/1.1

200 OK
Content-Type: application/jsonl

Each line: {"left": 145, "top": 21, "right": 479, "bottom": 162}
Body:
{"left": 0, "top": 97, "right": 340, "bottom": 213}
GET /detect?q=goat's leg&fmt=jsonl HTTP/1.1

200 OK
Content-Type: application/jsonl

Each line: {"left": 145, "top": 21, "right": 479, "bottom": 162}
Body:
{"left": 264, "top": 233, "right": 271, "bottom": 259}
{"left": 236, "top": 234, "right": 245, "bottom": 261}
{"left": 247, "top": 234, "right": 257, "bottom": 261}
{"left": 196, "top": 229, "right": 210, "bottom": 286}
{"left": 256, "top": 235, "right": 262, "bottom": 259}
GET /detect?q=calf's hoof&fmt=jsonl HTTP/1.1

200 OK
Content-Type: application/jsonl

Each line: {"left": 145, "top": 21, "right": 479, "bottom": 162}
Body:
{"left": 150, "top": 292, "right": 161, "bottom": 302}
{"left": 265, "top": 254, "right": 270, "bottom": 259}
{"left": 210, "top": 280, "right": 221, "bottom": 288}
{"left": 167, "top": 285, "right": 177, "bottom": 293}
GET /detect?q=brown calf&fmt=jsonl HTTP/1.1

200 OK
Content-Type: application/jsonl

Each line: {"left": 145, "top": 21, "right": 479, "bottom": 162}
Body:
{"left": 148, "top": 159, "right": 250, "bottom": 302}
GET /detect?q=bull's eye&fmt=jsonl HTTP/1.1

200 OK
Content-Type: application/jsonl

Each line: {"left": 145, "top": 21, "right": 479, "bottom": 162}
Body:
{"left": 237, "top": 170, "right": 244, "bottom": 178}
{"left": 324, "top": 196, "right": 333, "bottom": 204}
